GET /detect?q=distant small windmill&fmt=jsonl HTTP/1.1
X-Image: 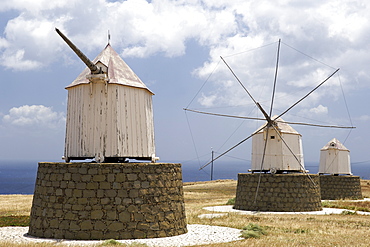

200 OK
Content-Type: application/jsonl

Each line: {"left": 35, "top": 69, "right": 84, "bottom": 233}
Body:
{"left": 319, "top": 138, "right": 352, "bottom": 175}
{"left": 185, "top": 39, "right": 355, "bottom": 175}
{"left": 318, "top": 138, "right": 363, "bottom": 200}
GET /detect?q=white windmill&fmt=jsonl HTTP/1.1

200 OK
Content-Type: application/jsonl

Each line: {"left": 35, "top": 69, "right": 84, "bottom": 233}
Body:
{"left": 186, "top": 40, "right": 354, "bottom": 174}
{"left": 319, "top": 138, "right": 352, "bottom": 175}
{"left": 56, "top": 29, "right": 157, "bottom": 163}
{"left": 318, "top": 138, "right": 362, "bottom": 200}
{"left": 251, "top": 116, "right": 305, "bottom": 173}
{"left": 185, "top": 40, "right": 355, "bottom": 211}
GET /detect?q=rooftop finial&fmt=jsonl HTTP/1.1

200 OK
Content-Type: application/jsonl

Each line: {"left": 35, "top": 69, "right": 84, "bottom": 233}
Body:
{"left": 108, "top": 30, "right": 111, "bottom": 45}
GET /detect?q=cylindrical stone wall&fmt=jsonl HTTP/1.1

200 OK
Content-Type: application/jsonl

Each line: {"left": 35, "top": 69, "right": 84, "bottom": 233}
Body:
{"left": 320, "top": 175, "right": 363, "bottom": 200}
{"left": 28, "top": 162, "right": 187, "bottom": 240}
{"left": 234, "top": 173, "right": 322, "bottom": 212}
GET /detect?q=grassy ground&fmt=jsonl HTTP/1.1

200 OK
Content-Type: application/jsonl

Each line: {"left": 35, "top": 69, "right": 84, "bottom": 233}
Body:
{"left": 1, "top": 179, "right": 370, "bottom": 246}
{"left": 0, "top": 194, "right": 33, "bottom": 217}
{"left": 184, "top": 179, "right": 370, "bottom": 247}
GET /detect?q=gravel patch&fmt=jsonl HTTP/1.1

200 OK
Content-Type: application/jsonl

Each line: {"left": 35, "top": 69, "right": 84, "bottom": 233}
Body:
{"left": 323, "top": 198, "right": 370, "bottom": 202}
{"left": 0, "top": 224, "right": 243, "bottom": 246}
{"left": 203, "top": 205, "right": 370, "bottom": 216}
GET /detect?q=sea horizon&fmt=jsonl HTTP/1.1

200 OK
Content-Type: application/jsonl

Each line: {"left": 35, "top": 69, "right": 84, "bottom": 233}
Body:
{"left": 0, "top": 159, "right": 369, "bottom": 195}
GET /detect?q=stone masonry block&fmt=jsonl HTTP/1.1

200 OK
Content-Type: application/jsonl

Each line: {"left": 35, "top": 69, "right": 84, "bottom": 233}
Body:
{"left": 127, "top": 174, "right": 138, "bottom": 181}
{"left": 28, "top": 162, "right": 187, "bottom": 240}
{"left": 93, "top": 175, "right": 106, "bottom": 182}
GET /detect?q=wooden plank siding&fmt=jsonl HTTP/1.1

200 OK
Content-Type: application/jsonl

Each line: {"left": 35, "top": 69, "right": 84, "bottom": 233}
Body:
{"left": 64, "top": 82, "right": 155, "bottom": 161}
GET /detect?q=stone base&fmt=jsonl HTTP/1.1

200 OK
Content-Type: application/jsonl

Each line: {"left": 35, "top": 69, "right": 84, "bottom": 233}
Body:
{"left": 320, "top": 175, "right": 363, "bottom": 200}
{"left": 234, "top": 173, "right": 322, "bottom": 212}
{"left": 28, "top": 162, "right": 187, "bottom": 240}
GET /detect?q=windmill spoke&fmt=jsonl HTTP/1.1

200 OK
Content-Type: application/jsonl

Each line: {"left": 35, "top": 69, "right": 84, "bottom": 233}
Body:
{"left": 192, "top": 42, "right": 348, "bottom": 184}
{"left": 183, "top": 108, "right": 267, "bottom": 121}
{"left": 220, "top": 56, "right": 276, "bottom": 124}
{"left": 271, "top": 125, "right": 305, "bottom": 171}
{"left": 254, "top": 126, "right": 270, "bottom": 204}
{"left": 184, "top": 108, "right": 355, "bottom": 129}
{"left": 269, "top": 39, "right": 281, "bottom": 117}
{"left": 256, "top": 102, "right": 272, "bottom": 123}
{"left": 270, "top": 124, "right": 319, "bottom": 188}
{"left": 199, "top": 125, "right": 267, "bottom": 171}
{"left": 220, "top": 56, "right": 258, "bottom": 106}
{"left": 277, "top": 68, "right": 340, "bottom": 119}
{"left": 258, "top": 126, "right": 270, "bottom": 172}
{"left": 278, "top": 120, "right": 355, "bottom": 129}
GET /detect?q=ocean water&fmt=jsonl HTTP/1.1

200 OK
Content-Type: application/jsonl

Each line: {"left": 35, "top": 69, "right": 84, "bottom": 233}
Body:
{"left": 0, "top": 160, "right": 38, "bottom": 195}
{"left": 179, "top": 160, "right": 370, "bottom": 182}
{"left": 0, "top": 160, "right": 369, "bottom": 194}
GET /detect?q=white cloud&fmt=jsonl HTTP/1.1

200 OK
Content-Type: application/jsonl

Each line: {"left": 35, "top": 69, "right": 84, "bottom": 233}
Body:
{"left": 309, "top": 105, "right": 328, "bottom": 115}
{"left": 316, "top": 1, "right": 369, "bottom": 43}
{"left": 2, "top": 105, "right": 65, "bottom": 129}
{"left": 189, "top": 0, "right": 370, "bottom": 120}
{"left": 0, "top": 37, "right": 9, "bottom": 49}
{"left": 0, "top": 13, "right": 69, "bottom": 70}
{"left": 0, "top": 0, "right": 67, "bottom": 13}
{"left": 0, "top": 0, "right": 369, "bottom": 118}
{"left": 0, "top": 0, "right": 239, "bottom": 69}
{"left": 2, "top": 49, "right": 42, "bottom": 71}
{"left": 357, "top": 115, "right": 370, "bottom": 121}
{"left": 1, "top": 0, "right": 369, "bottom": 68}
{"left": 198, "top": 93, "right": 218, "bottom": 107}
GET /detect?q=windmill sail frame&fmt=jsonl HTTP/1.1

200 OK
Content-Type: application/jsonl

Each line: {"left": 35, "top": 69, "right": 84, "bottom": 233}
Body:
{"left": 185, "top": 39, "right": 354, "bottom": 173}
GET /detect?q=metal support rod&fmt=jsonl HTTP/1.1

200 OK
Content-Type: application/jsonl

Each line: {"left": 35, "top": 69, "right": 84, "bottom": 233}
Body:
{"left": 211, "top": 148, "right": 214, "bottom": 181}
{"left": 199, "top": 125, "right": 265, "bottom": 170}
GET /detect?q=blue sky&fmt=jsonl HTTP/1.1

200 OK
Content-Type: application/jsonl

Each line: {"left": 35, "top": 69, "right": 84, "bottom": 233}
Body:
{"left": 0, "top": 0, "right": 369, "bottom": 169}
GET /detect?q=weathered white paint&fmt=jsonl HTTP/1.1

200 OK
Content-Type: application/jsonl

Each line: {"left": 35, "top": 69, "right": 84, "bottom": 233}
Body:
{"left": 319, "top": 138, "right": 351, "bottom": 175}
{"left": 251, "top": 117, "right": 305, "bottom": 172}
{"left": 67, "top": 44, "right": 152, "bottom": 92}
{"left": 64, "top": 45, "right": 155, "bottom": 162}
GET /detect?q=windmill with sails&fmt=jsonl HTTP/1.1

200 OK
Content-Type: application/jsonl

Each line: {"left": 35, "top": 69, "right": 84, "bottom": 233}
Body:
{"left": 185, "top": 40, "right": 355, "bottom": 211}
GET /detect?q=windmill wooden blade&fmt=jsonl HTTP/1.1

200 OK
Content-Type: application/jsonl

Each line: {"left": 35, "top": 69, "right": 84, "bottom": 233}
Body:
{"left": 220, "top": 56, "right": 258, "bottom": 106}
{"left": 253, "top": 126, "right": 271, "bottom": 204}
{"left": 272, "top": 124, "right": 306, "bottom": 171}
{"left": 198, "top": 125, "right": 266, "bottom": 171}
{"left": 183, "top": 108, "right": 267, "bottom": 121}
{"left": 269, "top": 39, "right": 281, "bottom": 117}
{"left": 256, "top": 102, "right": 272, "bottom": 124}
{"left": 253, "top": 123, "right": 320, "bottom": 207}
{"left": 277, "top": 68, "right": 340, "bottom": 119}
{"left": 280, "top": 120, "right": 355, "bottom": 129}
{"left": 257, "top": 126, "right": 270, "bottom": 171}
{"left": 220, "top": 55, "right": 273, "bottom": 124}
{"left": 192, "top": 41, "right": 350, "bottom": 175}
{"left": 184, "top": 108, "right": 355, "bottom": 129}
{"left": 56, "top": 28, "right": 100, "bottom": 74}
{"left": 270, "top": 124, "right": 319, "bottom": 188}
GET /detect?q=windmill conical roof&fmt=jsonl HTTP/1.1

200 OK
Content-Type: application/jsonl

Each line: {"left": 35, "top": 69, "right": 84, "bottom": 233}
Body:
{"left": 255, "top": 116, "right": 301, "bottom": 135}
{"left": 66, "top": 44, "right": 153, "bottom": 94}
{"left": 321, "top": 138, "right": 349, "bottom": 151}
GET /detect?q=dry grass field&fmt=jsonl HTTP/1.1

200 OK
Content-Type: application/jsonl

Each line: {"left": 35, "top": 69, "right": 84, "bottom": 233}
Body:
{"left": 0, "top": 195, "right": 33, "bottom": 217}
{"left": 184, "top": 179, "right": 370, "bottom": 247}
{"left": 1, "top": 179, "right": 370, "bottom": 246}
